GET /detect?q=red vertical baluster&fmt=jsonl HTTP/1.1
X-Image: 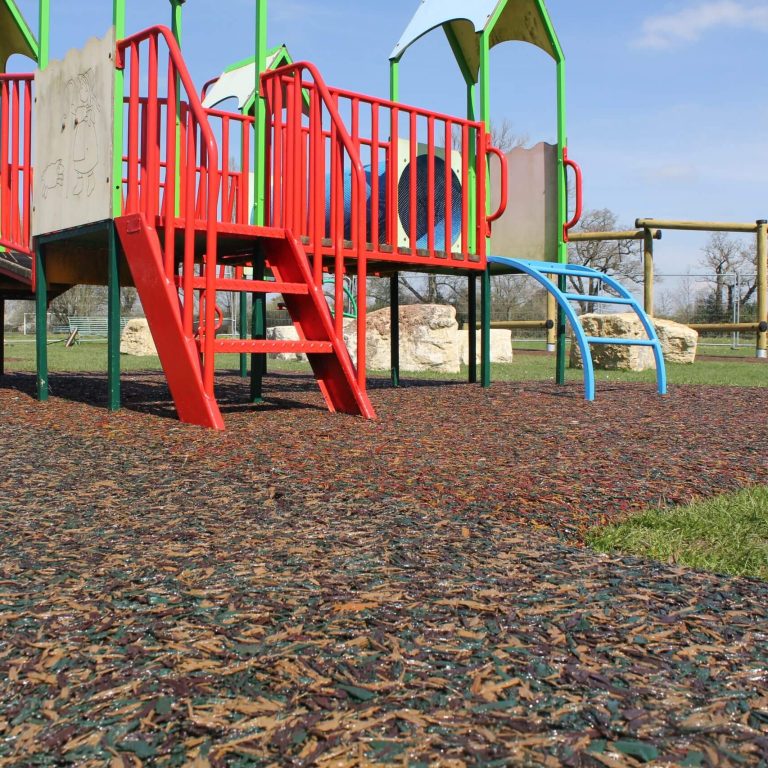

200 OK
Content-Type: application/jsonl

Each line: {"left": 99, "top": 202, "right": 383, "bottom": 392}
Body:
{"left": 164, "top": 55, "right": 177, "bottom": 278}
{"left": 147, "top": 35, "right": 160, "bottom": 220}
{"left": 387, "top": 106, "right": 398, "bottom": 248}
{"left": 293, "top": 71, "right": 303, "bottom": 234}
{"left": 370, "top": 103, "right": 379, "bottom": 249}
{"left": 127, "top": 42, "right": 140, "bottom": 212}
{"left": 221, "top": 115, "right": 230, "bottom": 220}
{"left": 427, "top": 115, "right": 435, "bottom": 255}
{"left": 444, "top": 120, "right": 453, "bottom": 256}
{"left": 241, "top": 114, "right": 251, "bottom": 225}
{"left": 310, "top": 85, "right": 323, "bottom": 284}
{"left": 272, "top": 76, "right": 283, "bottom": 227}
{"left": 408, "top": 111, "right": 417, "bottom": 252}
{"left": 351, "top": 96, "right": 363, "bottom": 249}
{"left": 183, "top": 109, "right": 196, "bottom": 335}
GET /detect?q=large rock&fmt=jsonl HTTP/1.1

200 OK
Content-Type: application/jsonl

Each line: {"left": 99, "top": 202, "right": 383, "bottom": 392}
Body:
{"left": 653, "top": 317, "right": 698, "bottom": 363}
{"left": 570, "top": 313, "right": 697, "bottom": 371}
{"left": 345, "top": 304, "right": 461, "bottom": 373}
{"left": 266, "top": 325, "right": 306, "bottom": 361}
{"left": 120, "top": 318, "right": 157, "bottom": 357}
{"left": 458, "top": 330, "right": 513, "bottom": 365}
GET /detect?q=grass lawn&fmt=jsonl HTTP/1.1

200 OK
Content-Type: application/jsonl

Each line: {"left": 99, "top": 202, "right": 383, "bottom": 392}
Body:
{"left": 587, "top": 487, "right": 768, "bottom": 581}
{"left": 3, "top": 334, "right": 766, "bottom": 387}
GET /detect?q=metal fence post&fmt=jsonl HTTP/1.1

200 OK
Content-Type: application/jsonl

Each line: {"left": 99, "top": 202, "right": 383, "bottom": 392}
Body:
{"left": 757, "top": 220, "right": 767, "bottom": 358}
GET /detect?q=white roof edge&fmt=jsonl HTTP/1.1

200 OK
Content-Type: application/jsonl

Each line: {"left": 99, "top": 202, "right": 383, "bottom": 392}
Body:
{"left": 390, "top": 0, "right": 500, "bottom": 60}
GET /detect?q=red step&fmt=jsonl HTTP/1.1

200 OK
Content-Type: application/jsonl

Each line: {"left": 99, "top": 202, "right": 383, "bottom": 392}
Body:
{"left": 213, "top": 339, "right": 333, "bottom": 354}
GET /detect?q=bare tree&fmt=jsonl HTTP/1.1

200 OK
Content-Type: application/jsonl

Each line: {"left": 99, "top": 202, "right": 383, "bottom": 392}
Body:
{"left": 49, "top": 285, "right": 106, "bottom": 325}
{"left": 698, "top": 232, "right": 757, "bottom": 321}
{"left": 567, "top": 209, "right": 643, "bottom": 314}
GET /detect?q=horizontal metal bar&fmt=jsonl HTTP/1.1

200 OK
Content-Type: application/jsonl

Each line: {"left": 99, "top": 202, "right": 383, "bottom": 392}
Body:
{"left": 635, "top": 218, "right": 760, "bottom": 234}
{"left": 564, "top": 294, "right": 635, "bottom": 305}
{"left": 475, "top": 320, "right": 553, "bottom": 330}
{"left": 586, "top": 337, "right": 657, "bottom": 347}
{"left": 568, "top": 229, "right": 662, "bottom": 242}
{"left": 690, "top": 322, "right": 768, "bottom": 333}
{"left": 185, "top": 276, "right": 308, "bottom": 294}
{"left": 212, "top": 339, "right": 333, "bottom": 354}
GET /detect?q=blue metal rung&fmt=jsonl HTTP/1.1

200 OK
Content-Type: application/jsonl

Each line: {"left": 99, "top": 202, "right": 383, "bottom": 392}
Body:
{"left": 586, "top": 337, "right": 658, "bottom": 347}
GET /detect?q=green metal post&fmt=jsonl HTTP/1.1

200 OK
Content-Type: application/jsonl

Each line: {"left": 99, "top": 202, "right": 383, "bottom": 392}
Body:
{"left": 389, "top": 59, "right": 400, "bottom": 387}
{"left": 171, "top": 0, "right": 183, "bottom": 42}
{"left": 468, "top": 273, "right": 477, "bottom": 382}
{"left": 253, "top": 0, "right": 268, "bottom": 225}
{"left": 35, "top": 243, "right": 48, "bottom": 401}
{"left": 239, "top": 292, "right": 248, "bottom": 377}
{"left": 112, "top": 0, "right": 126, "bottom": 216}
{"left": 389, "top": 275, "right": 399, "bottom": 387}
{"left": 38, "top": 0, "right": 49, "bottom": 69}
{"left": 479, "top": 31, "right": 492, "bottom": 388}
{"left": 757, "top": 220, "right": 767, "bottom": 359}
{"left": 107, "top": 224, "right": 121, "bottom": 410}
{"left": 555, "top": 57, "right": 568, "bottom": 384}
{"left": 250, "top": 250, "right": 266, "bottom": 402}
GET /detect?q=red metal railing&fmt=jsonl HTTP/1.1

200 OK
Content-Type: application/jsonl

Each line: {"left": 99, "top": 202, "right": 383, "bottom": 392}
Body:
{"left": 262, "top": 62, "right": 505, "bottom": 273}
{"left": 563, "top": 147, "right": 583, "bottom": 242}
{"left": 116, "top": 25, "right": 221, "bottom": 395}
{"left": 0, "top": 73, "right": 34, "bottom": 262}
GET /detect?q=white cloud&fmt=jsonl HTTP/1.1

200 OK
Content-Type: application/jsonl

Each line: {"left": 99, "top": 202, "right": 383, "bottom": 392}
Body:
{"left": 636, "top": 1, "right": 768, "bottom": 48}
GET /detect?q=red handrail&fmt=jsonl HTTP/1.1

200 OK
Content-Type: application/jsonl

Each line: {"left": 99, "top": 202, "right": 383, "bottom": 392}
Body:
{"left": 563, "top": 147, "right": 583, "bottom": 242}
{"left": 263, "top": 61, "right": 369, "bottom": 388}
{"left": 116, "top": 25, "right": 220, "bottom": 395}
{"left": 0, "top": 74, "right": 34, "bottom": 269}
{"left": 486, "top": 144, "right": 508, "bottom": 233}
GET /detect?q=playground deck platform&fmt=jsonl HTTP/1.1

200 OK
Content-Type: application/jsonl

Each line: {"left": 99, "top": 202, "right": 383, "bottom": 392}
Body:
{"left": 1, "top": 372, "right": 766, "bottom": 765}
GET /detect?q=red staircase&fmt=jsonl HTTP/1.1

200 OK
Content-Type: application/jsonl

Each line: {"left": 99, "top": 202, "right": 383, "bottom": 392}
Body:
{"left": 115, "top": 27, "right": 374, "bottom": 429}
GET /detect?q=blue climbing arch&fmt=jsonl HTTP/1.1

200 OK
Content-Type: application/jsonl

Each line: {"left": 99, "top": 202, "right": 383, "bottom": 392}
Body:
{"left": 489, "top": 256, "right": 667, "bottom": 401}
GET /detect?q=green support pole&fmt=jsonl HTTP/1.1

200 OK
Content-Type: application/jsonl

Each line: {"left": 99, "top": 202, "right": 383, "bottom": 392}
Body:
{"left": 35, "top": 243, "right": 48, "bottom": 401}
{"left": 239, "top": 293, "right": 248, "bottom": 377}
{"left": 468, "top": 273, "right": 477, "bottom": 382}
{"left": 253, "top": 0, "right": 268, "bottom": 225}
{"left": 479, "top": 31, "right": 492, "bottom": 388}
{"left": 389, "top": 59, "right": 400, "bottom": 387}
{"left": 38, "top": 0, "right": 49, "bottom": 69}
{"left": 555, "top": 58, "right": 568, "bottom": 384}
{"left": 171, "top": 0, "right": 183, "bottom": 42}
{"left": 250, "top": 249, "right": 266, "bottom": 402}
{"left": 389, "top": 275, "right": 399, "bottom": 387}
{"left": 107, "top": 224, "right": 121, "bottom": 410}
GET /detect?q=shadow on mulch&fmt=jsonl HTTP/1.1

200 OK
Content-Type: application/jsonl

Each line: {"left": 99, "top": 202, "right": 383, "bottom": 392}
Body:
{"left": 1, "top": 371, "right": 767, "bottom": 766}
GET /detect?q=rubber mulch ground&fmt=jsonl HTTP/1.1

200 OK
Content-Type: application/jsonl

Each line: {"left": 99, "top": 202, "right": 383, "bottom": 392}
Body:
{"left": 1, "top": 371, "right": 767, "bottom": 767}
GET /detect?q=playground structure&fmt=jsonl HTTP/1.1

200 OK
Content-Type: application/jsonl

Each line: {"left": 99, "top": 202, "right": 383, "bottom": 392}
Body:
{"left": 0, "top": 0, "right": 669, "bottom": 429}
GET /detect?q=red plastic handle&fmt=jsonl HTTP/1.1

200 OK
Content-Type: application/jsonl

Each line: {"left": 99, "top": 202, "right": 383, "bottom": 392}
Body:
{"left": 563, "top": 147, "right": 583, "bottom": 242}
{"left": 487, "top": 144, "right": 508, "bottom": 233}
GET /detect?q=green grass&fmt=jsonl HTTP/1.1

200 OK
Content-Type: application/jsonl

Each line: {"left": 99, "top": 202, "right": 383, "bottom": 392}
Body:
{"left": 587, "top": 487, "right": 768, "bottom": 580}
{"left": 2, "top": 335, "right": 766, "bottom": 387}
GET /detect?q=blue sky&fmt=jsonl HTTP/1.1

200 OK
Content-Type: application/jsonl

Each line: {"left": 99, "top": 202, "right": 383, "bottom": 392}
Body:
{"left": 10, "top": 0, "right": 768, "bottom": 273}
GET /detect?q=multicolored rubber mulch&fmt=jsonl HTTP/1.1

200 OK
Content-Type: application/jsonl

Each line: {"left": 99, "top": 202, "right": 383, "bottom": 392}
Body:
{"left": 1, "top": 371, "right": 767, "bottom": 767}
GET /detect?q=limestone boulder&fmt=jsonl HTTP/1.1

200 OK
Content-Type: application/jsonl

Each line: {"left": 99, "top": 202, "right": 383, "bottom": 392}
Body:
{"left": 345, "top": 304, "right": 461, "bottom": 373}
{"left": 653, "top": 317, "right": 698, "bottom": 364}
{"left": 120, "top": 318, "right": 157, "bottom": 357}
{"left": 266, "top": 325, "right": 306, "bottom": 361}
{"left": 569, "top": 313, "right": 697, "bottom": 371}
{"left": 458, "top": 329, "right": 513, "bottom": 365}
